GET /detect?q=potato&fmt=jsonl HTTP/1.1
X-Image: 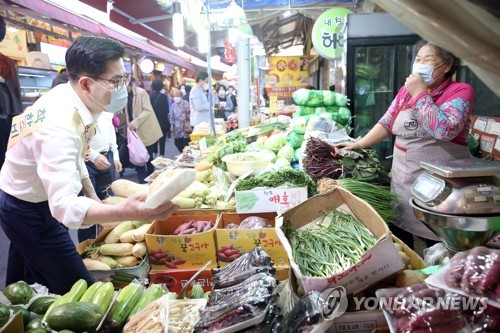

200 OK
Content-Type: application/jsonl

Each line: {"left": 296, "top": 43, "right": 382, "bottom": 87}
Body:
{"left": 395, "top": 270, "right": 426, "bottom": 288}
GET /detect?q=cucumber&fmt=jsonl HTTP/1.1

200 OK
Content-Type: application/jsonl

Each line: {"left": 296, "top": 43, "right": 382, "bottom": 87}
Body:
{"left": 109, "top": 283, "right": 143, "bottom": 329}
{"left": 92, "top": 282, "right": 114, "bottom": 313}
{"left": 46, "top": 302, "right": 103, "bottom": 332}
{"left": 28, "top": 296, "right": 57, "bottom": 315}
{"left": 80, "top": 281, "right": 103, "bottom": 302}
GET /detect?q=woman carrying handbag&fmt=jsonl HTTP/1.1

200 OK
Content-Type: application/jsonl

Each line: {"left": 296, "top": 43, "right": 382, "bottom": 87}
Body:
{"left": 170, "top": 88, "right": 191, "bottom": 153}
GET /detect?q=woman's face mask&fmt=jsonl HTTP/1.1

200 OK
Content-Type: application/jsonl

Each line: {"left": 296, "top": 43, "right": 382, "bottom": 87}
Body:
{"left": 412, "top": 62, "right": 445, "bottom": 86}
{"left": 180, "top": 87, "right": 186, "bottom": 94}
{"left": 89, "top": 79, "right": 128, "bottom": 113}
{"left": 203, "top": 82, "right": 209, "bottom": 90}
{"left": 219, "top": 90, "right": 226, "bottom": 97}
{"left": 173, "top": 96, "right": 182, "bottom": 104}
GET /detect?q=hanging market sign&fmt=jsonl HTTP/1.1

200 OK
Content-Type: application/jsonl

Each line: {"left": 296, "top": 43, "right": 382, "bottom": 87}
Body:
{"left": 311, "top": 8, "right": 352, "bottom": 59}
{"left": 0, "top": 28, "right": 27, "bottom": 59}
{"left": 265, "top": 56, "right": 309, "bottom": 99}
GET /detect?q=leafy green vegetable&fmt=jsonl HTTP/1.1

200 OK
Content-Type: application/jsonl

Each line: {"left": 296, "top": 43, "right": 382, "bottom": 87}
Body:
{"left": 335, "top": 93, "right": 349, "bottom": 107}
{"left": 236, "top": 169, "right": 317, "bottom": 197}
{"left": 236, "top": 192, "right": 259, "bottom": 210}
{"left": 292, "top": 89, "right": 310, "bottom": 105}
{"left": 245, "top": 141, "right": 266, "bottom": 153}
{"left": 288, "top": 132, "right": 304, "bottom": 149}
{"left": 295, "top": 106, "right": 315, "bottom": 117}
{"left": 277, "top": 145, "right": 295, "bottom": 161}
{"left": 264, "top": 133, "right": 287, "bottom": 153}
{"left": 275, "top": 157, "right": 291, "bottom": 168}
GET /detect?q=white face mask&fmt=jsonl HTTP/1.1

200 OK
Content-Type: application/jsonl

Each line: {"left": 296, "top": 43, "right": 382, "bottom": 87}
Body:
{"left": 89, "top": 79, "right": 128, "bottom": 113}
{"left": 173, "top": 97, "right": 182, "bottom": 104}
{"left": 412, "top": 62, "right": 445, "bottom": 86}
{"left": 218, "top": 90, "right": 226, "bottom": 97}
{"left": 180, "top": 87, "right": 186, "bottom": 94}
{"left": 203, "top": 83, "right": 209, "bottom": 90}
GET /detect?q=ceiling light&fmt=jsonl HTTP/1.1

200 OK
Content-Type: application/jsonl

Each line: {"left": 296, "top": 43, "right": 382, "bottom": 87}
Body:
{"left": 218, "top": 0, "right": 247, "bottom": 28}
{"left": 197, "top": 28, "right": 209, "bottom": 54}
{"left": 283, "top": 10, "right": 292, "bottom": 18}
{"left": 172, "top": 1, "right": 184, "bottom": 47}
{"left": 139, "top": 58, "right": 154, "bottom": 74}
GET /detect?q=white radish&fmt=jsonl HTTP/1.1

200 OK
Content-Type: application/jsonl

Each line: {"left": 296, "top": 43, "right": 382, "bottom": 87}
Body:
{"left": 115, "top": 256, "right": 140, "bottom": 267}
{"left": 104, "top": 221, "right": 135, "bottom": 244}
{"left": 132, "top": 223, "right": 152, "bottom": 242}
{"left": 102, "top": 196, "right": 127, "bottom": 205}
{"left": 111, "top": 179, "right": 149, "bottom": 198}
{"left": 132, "top": 242, "right": 147, "bottom": 258}
{"left": 120, "top": 229, "right": 136, "bottom": 243}
{"left": 83, "top": 258, "right": 111, "bottom": 271}
{"left": 100, "top": 243, "right": 134, "bottom": 256}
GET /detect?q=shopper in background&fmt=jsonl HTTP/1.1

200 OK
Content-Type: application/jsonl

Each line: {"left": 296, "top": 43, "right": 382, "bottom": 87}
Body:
{"left": 179, "top": 84, "right": 186, "bottom": 97}
{"left": 79, "top": 112, "right": 122, "bottom": 243}
{"left": 170, "top": 88, "right": 191, "bottom": 153}
{"left": 337, "top": 40, "right": 473, "bottom": 249}
{"left": 125, "top": 78, "right": 163, "bottom": 183}
{"left": 221, "top": 85, "right": 235, "bottom": 119}
{"left": 227, "top": 85, "right": 237, "bottom": 111}
{"left": 149, "top": 79, "right": 170, "bottom": 156}
{"left": 189, "top": 71, "right": 210, "bottom": 127}
{"left": 0, "top": 35, "right": 178, "bottom": 294}
{"left": 51, "top": 73, "right": 69, "bottom": 88}
{"left": 183, "top": 85, "right": 191, "bottom": 102}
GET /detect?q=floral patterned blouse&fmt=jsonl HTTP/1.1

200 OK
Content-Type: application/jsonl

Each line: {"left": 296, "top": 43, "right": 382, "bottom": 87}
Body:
{"left": 169, "top": 100, "right": 191, "bottom": 139}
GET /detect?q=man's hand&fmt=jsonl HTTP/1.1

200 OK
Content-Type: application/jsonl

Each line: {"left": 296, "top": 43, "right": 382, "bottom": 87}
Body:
{"left": 118, "top": 192, "right": 179, "bottom": 222}
{"left": 83, "top": 148, "right": 91, "bottom": 162}
{"left": 405, "top": 73, "right": 427, "bottom": 98}
{"left": 128, "top": 123, "right": 136, "bottom": 131}
{"left": 114, "top": 160, "right": 123, "bottom": 173}
{"left": 94, "top": 154, "right": 111, "bottom": 170}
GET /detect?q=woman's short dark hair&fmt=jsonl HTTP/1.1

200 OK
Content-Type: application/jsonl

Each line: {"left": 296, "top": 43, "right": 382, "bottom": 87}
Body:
{"left": 151, "top": 79, "right": 164, "bottom": 92}
{"left": 196, "top": 71, "right": 208, "bottom": 83}
{"left": 66, "top": 35, "right": 125, "bottom": 81}
{"left": 51, "top": 73, "right": 69, "bottom": 88}
{"left": 415, "top": 40, "right": 460, "bottom": 79}
{"left": 184, "top": 85, "right": 191, "bottom": 93}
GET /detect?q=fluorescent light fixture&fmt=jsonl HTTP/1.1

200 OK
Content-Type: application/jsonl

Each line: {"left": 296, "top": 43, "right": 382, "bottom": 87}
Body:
{"left": 197, "top": 28, "right": 209, "bottom": 54}
{"left": 172, "top": 1, "right": 184, "bottom": 47}
{"left": 228, "top": 27, "right": 238, "bottom": 45}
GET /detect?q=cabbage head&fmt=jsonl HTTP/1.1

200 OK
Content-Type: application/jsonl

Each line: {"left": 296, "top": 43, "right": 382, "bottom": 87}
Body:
{"left": 245, "top": 141, "right": 266, "bottom": 153}
{"left": 314, "top": 107, "right": 327, "bottom": 115}
{"left": 277, "top": 145, "right": 295, "bottom": 161}
{"left": 289, "top": 132, "right": 304, "bottom": 149}
{"left": 292, "top": 88, "right": 310, "bottom": 106}
{"left": 264, "top": 133, "right": 287, "bottom": 153}
{"left": 335, "top": 93, "right": 349, "bottom": 107}
{"left": 292, "top": 117, "right": 307, "bottom": 135}
{"left": 275, "top": 157, "right": 291, "bottom": 168}
{"left": 322, "top": 91, "right": 336, "bottom": 106}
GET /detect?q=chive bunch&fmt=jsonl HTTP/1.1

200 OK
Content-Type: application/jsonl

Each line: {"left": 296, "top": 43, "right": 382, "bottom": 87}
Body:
{"left": 289, "top": 209, "right": 377, "bottom": 277}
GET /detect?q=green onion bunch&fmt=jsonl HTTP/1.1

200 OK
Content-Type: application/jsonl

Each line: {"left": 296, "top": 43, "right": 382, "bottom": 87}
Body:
{"left": 289, "top": 209, "right": 377, "bottom": 277}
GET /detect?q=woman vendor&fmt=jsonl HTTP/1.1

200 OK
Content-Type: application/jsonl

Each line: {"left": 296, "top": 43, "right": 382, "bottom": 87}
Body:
{"left": 338, "top": 40, "right": 474, "bottom": 249}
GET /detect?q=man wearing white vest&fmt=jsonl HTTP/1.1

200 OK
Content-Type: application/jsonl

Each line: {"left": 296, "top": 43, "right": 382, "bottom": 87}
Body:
{"left": 0, "top": 36, "right": 178, "bottom": 294}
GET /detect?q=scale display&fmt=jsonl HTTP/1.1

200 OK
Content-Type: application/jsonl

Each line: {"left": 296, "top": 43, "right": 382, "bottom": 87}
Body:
{"left": 411, "top": 173, "right": 446, "bottom": 203}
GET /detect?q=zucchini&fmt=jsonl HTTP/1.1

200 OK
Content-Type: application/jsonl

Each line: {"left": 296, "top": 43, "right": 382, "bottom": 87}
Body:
{"left": 42, "top": 279, "right": 87, "bottom": 321}
{"left": 109, "top": 283, "right": 143, "bottom": 328}
{"left": 92, "top": 282, "right": 114, "bottom": 313}
{"left": 27, "top": 296, "right": 57, "bottom": 315}
{"left": 46, "top": 302, "right": 103, "bottom": 332}
{"left": 79, "top": 281, "right": 103, "bottom": 303}
{"left": 127, "top": 284, "right": 164, "bottom": 320}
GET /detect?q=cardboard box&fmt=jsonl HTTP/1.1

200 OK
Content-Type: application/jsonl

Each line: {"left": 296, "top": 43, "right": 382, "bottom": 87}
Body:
{"left": 0, "top": 311, "right": 23, "bottom": 333}
{"left": 276, "top": 187, "right": 405, "bottom": 295}
{"left": 149, "top": 268, "right": 213, "bottom": 294}
{"left": 215, "top": 213, "right": 289, "bottom": 268}
{"left": 276, "top": 266, "right": 290, "bottom": 281}
{"left": 76, "top": 230, "right": 150, "bottom": 288}
{"left": 327, "top": 310, "right": 388, "bottom": 333}
{"left": 235, "top": 186, "right": 308, "bottom": 213}
{"left": 392, "top": 235, "right": 426, "bottom": 270}
{"left": 145, "top": 215, "right": 218, "bottom": 270}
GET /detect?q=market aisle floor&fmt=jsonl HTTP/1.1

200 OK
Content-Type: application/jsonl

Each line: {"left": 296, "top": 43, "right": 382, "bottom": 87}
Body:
{"left": 0, "top": 139, "right": 180, "bottom": 289}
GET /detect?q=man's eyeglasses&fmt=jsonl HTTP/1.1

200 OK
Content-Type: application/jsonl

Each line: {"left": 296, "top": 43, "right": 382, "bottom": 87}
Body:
{"left": 93, "top": 74, "right": 130, "bottom": 89}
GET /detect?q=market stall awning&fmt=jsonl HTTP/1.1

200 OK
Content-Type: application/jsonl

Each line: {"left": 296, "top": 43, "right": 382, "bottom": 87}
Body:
{"left": 8, "top": 0, "right": 198, "bottom": 70}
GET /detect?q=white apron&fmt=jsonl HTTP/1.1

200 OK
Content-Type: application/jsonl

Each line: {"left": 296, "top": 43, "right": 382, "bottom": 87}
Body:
{"left": 390, "top": 102, "right": 470, "bottom": 240}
